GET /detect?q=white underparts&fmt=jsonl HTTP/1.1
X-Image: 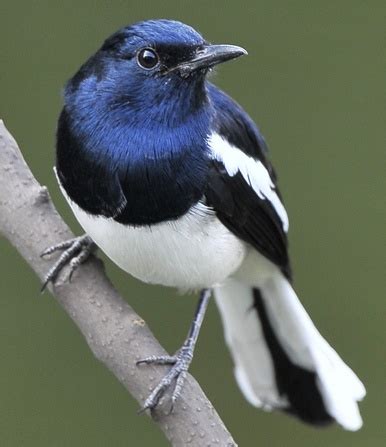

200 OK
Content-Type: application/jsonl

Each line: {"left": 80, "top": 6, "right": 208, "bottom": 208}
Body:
{"left": 63, "top": 196, "right": 246, "bottom": 289}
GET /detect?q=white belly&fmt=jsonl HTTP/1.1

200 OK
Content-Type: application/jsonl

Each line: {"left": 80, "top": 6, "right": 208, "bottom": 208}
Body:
{"left": 65, "top": 198, "right": 246, "bottom": 289}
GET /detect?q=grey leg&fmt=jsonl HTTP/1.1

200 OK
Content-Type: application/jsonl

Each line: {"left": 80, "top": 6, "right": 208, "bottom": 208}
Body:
{"left": 137, "top": 288, "right": 211, "bottom": 412}
{"left": 41, "top": 235, "right": 96, "bottom": 291}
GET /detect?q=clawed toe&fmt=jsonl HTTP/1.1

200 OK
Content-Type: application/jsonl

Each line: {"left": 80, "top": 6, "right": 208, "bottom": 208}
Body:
{"left": 41, "top": 235, "right": 96, "bottom": 291}
{"left": 40, "top": 238, "right": 79, "bottom": 257}
{"left": 137, "top": 289, "right": 211, "bottom": 413}
{"left": 136, "top": 355, "right": 177, "bottom": 366}
{"left": 137, "top": 348, "right": 193, "bottom": 412}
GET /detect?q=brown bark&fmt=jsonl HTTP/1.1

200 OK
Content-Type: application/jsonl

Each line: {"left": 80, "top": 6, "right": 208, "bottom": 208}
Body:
{"left": 0, "top": 120, "right": 237, "bottom": 447}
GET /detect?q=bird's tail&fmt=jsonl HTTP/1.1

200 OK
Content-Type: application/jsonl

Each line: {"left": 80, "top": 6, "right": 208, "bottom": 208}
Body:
{"left": 214, "top": 273, "right": 365, "bottom": 430}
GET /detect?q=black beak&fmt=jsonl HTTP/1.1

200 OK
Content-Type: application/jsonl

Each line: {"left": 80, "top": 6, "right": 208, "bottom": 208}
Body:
{"left": 175, "top": 44, "right": 247, "bottom": 76}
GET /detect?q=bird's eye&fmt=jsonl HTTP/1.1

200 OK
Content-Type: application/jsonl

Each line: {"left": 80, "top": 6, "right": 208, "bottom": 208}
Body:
{"left": 137, "top": 48, "right": 159, "bottom": 70}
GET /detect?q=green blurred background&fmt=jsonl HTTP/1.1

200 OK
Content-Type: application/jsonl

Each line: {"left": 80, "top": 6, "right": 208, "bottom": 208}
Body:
{"left": 1, "top": 1, "right": 384, "bottom": 446}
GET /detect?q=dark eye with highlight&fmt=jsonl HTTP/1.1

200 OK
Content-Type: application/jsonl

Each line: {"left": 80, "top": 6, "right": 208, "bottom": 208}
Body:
{"left": 137, "top": 48, "right": 159, "bottom": 70}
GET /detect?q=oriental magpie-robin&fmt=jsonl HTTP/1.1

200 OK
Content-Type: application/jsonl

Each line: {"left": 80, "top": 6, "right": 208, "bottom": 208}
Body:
{"left": 42, "top": 19, "right": 365, "bottom": 429}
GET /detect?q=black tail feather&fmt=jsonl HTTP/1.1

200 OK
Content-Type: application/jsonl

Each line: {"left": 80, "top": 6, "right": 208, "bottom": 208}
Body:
{"left": 253, "top": 289, "right": 333, "bottom": 426}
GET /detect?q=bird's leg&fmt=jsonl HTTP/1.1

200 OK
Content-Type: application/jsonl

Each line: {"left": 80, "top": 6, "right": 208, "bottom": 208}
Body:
{"left": 137, "top": 288, "right": 212, "bottom": 412}
{"left": 40, "top": 234, "right": 96, "bottom": 291}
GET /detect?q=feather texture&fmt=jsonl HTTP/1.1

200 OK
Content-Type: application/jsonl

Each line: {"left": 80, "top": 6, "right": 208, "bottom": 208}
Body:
{"left": 55, "top": 20, "right": 365, "bottom": 429}
{"left": 215, "top": 267, "right": 365, "bottom": 430}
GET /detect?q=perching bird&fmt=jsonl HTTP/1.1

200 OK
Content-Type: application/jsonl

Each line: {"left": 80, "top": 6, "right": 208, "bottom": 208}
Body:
{"left": 43, "top": 19, "right": 365, "bottom": 430}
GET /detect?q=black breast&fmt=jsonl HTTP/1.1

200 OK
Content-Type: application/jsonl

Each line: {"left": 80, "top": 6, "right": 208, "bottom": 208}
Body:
{"left": 56, "top": 108, "right": 209, "bottom": 225}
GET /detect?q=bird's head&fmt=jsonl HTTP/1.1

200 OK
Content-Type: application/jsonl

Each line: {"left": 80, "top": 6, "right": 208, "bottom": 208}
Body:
{"left": 65, "top": 19, "right": 247, "bottom": 123}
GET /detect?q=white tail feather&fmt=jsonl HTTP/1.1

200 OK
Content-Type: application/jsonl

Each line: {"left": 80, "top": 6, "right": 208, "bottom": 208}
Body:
{"left": 262, "top": 274, "right": 365, "bottom": 430}
{"left": 214, "top": 280, "right": 287, "bottom": 409}
{"left": 214, "top": 273, "right": 365, "bottom": 430}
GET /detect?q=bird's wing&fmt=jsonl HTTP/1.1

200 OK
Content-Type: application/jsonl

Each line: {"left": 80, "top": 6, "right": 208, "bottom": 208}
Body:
{"left": 205, "top": 85, "right": 291, "bottom": 279}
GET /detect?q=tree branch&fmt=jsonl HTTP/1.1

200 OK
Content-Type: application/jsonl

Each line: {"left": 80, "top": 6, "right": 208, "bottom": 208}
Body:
{"left": 0, "top": 121, "right": 237, "bottom": 447}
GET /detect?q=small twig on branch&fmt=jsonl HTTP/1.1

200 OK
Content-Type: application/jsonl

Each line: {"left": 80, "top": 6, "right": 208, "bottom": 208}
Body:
{"left": 0, "top": 120, "right": 237, "bottom": 447}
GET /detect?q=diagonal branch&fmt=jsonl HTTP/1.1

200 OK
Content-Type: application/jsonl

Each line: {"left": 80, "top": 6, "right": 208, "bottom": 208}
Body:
{"left": 0, "top": 121, "right": 237, "bottom": 447}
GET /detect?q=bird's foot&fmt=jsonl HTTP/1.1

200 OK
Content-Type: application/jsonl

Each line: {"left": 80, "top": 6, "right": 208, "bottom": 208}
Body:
{"left": 137, "top": 343, "right": 194, "bottom": 413}
{"left": 40, "top": 235, "right": 96, "bottom": 291}
{"left": 137, "top": 289, "right": 211, "bottom": 413}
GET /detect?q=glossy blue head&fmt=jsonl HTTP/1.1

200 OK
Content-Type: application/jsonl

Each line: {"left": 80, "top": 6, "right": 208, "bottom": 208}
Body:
{"left": 65, "top": 19, "right": 246, "bottom": 125}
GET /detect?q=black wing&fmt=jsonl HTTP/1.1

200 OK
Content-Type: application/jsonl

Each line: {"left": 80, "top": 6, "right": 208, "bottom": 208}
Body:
{"left": 205, "top": 84, "right": 292, "bottom": 280}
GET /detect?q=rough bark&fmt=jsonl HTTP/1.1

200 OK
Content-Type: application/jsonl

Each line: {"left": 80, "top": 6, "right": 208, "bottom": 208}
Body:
{"left": 0, "top": 120, "right": 237, "bottom": 447}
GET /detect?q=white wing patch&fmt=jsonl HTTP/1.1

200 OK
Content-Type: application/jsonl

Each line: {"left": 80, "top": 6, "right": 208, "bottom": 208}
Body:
{"left": 208, "top": 133, "right": 289, "bottom": 232}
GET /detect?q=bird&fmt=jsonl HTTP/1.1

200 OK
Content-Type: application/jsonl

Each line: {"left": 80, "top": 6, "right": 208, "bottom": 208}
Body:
{"left": 42, "top": 19, "right": 365, "bottom": 430}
